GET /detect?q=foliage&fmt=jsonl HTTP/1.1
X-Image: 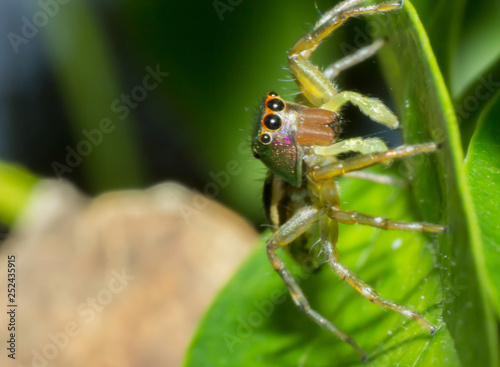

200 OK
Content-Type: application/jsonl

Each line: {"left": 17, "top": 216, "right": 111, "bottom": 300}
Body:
{"left": 184, "top": 1, "right": 500, "bottom": 366}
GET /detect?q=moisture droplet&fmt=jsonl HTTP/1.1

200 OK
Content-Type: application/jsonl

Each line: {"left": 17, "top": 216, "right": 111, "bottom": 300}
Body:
{"left": 391, "top": 238, "right": 403, "bottom": 250}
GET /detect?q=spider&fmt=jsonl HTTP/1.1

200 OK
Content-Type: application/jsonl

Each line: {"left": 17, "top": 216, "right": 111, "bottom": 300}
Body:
{"left": 250, "top": 0, "right": 446, "bottom": 360}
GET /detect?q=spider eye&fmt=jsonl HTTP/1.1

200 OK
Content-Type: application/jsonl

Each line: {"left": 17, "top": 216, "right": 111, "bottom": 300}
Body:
{"left": 267, "top": 91, "right": 278, "bottom": 97}
{"left": 263, "top": 114, "right": 282, "bottom": 130}
{"left": 266, "top": 98, "right": 285, "bottom": 112}
{"left": 260, "top": 133, "right": 272, "bottom": 145}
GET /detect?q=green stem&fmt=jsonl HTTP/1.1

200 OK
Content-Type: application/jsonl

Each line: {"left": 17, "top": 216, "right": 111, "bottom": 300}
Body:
{"left": 0, "top": 161, "right": 39, "bottom": 227}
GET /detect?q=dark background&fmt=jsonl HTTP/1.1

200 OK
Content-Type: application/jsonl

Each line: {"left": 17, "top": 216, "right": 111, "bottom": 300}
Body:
{"left": 1, "top": 0, "right": 494, "bottom": 228}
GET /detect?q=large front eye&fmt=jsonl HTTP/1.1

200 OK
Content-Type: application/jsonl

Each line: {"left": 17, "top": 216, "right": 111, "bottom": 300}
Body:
{"left": 266, "top": 98, "right": 285, "bottom": 112}
{"left": 263, "top": 114, "right": 282, "bottom": 130}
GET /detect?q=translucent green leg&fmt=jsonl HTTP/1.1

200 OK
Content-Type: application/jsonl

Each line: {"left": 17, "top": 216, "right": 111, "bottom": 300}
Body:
{"left": 313, "top": 137, "right": 388, "bottom": 157}
{"left": 288, "top": 1, "right": 402, "bottom": 106}
{"left": 327, "top": 207, "right": 446, "bottom": 233}
{"left": 311, "top": 143, "right": 440, "bottom": 181}
{"left": 266, "top": 206, "right": 367, "bottom": 360}
{"left": 324, "top": 39, "right": 386, "bottom": 81}
{"left": 321, "top": 91, "right": 399, "bottom": 128}
{"left": 321, "top": 238, "right": 437, "bottom": 334}
{"left": 328, "top": 0, "right": 370, "bottom": 15}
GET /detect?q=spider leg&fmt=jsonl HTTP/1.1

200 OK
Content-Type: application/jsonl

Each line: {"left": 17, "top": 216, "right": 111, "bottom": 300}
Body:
{"left": 327, "top": 207, "right": 446, "bottom": 233}
{"left": 321, "top": 91, "right": 399, "bottom": 128}
{"left": 314, "top": 138, "right": 407, "bottom": 186}
{"left": 313, "top": 137, "right": 388, "bottom": 157}
{"left": 320, "top": 234, "right": 437, "bottom": 334}
{"left": 329, "top": 0, "right": 371, "bottom": 14}
{"left": 310, "top": 172, "right": 438, "bottom": 343}
{"left": 324, "top": 38, "right": 386, "bottom": 81}
{"left": 288, "top": 1, "right": 402, "bottom": 106}
{"left": 311, "top": 142, "right": 440, "bottom": 181}
{"left": 266, "top": 206, "right": 367, "bottom": 360}
{"left": 319, "top": 141, "right": 446, "bottom": 232}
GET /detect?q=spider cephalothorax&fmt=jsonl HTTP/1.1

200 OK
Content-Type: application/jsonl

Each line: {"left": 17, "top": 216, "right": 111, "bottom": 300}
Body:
{"left": 252, "top": 91, "right": 340, "bottom": 187}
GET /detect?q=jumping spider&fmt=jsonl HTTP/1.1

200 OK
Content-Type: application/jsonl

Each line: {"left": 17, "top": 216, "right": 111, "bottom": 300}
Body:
{"left": 250, "top": 0, "right": 446, "bottom": 360}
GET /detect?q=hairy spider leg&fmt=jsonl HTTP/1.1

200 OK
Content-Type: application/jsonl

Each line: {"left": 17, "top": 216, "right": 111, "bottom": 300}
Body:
{"left": 311, "top": 142, "right": 440, "bottom": 181}
{"left": 328, "top": 207, "right": 446, "bottom": 233}
{"left": 321, "top": 91, "right": 399, "bottom": 128}
{"left": 313, "top": 137, "right": 389, "bottom": 156}
{"left": 265, "top": 206, "right": 367, "bottom": 360}
{"left": 315, "top": 180, "right": 438, "bottom": 336}
{"left": 288, "top": 1, "right": 402, "bottom": 106}
{"left": 313, "top": 141, "right": 446, "bottom": 232}
{"left": 323, "top": 38, "right": 386, "bottom": 81}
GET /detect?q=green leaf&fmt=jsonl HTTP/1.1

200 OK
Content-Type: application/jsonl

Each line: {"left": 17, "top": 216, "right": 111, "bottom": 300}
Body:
{"left": 411, "top": 0, "right": 467, "bottom": 86}
{"left": 377, "top": 2, "right": 499, "bottom": 366}
{"left": 455, "top": 58, "right": 500, "bottom": 149}
{"left": 465, "top": 90, "right": 500, "bottom": 317}
{"left": 184, "top": 1, "right": 498, "bottom": 366}
{"left": 450, "top": 0, "right": 500, "bottom": 97}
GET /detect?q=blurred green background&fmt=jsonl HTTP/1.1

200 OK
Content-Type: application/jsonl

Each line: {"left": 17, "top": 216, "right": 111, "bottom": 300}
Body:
{"left": 0, "top": 0, "right": 499, "bottom": 229}
{"left": 1, "top": 1, "right": 500, "bottom": 365}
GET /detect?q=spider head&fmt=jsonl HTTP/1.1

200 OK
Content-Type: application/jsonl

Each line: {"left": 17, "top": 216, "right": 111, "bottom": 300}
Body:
{"left": 251, "top": 91, "right": 340, "bottom": 187}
